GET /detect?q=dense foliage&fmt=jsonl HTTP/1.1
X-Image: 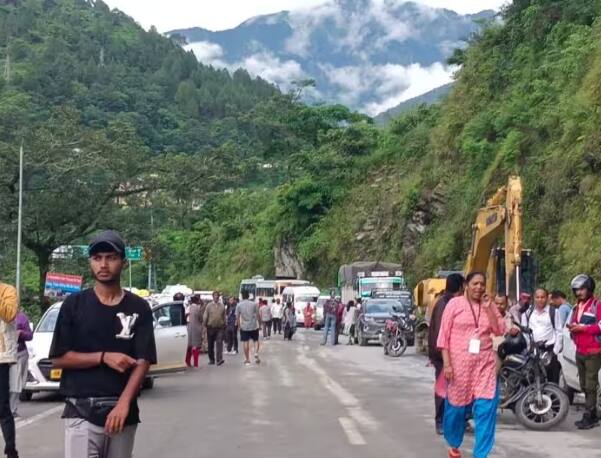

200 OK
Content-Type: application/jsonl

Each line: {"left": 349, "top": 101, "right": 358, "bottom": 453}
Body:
{"left": 2, "top": 0, "right": 601, "bottom": 314}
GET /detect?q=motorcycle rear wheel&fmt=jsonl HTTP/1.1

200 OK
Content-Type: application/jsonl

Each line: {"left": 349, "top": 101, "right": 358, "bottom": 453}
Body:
{"left": 514, "top": 384, "right": 569, "bottom": 430}
{"left": 386, "top": 335, "right": 407, "bottom": 357}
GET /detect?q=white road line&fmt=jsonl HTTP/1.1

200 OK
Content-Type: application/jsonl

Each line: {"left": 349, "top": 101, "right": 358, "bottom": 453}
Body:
{"left": 338, "top": 417, "right": 366, "bottom": 445}
{"left": 16, "top": 405, "right": 63, "bottom": 429}
{"left": 347, "top": 407, "right": 377, "bottom": 430}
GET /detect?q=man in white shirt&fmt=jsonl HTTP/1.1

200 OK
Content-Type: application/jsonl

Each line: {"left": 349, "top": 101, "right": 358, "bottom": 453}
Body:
{"left": 520, "top": 288, "right": 562, "bottom": 383}
{"left": 271, "top": 299, "right": 283, "bottom": 335}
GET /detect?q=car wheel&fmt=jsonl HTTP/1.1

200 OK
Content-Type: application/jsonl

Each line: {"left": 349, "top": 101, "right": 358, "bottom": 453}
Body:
{"left": 19, "top": 391, "right": 33, "bottom": 402}
{"left": 142, "top": 376, "right": 154, "bottom": 390}
{"left": 358, "top": 329, "right": 368, "bottom": 346}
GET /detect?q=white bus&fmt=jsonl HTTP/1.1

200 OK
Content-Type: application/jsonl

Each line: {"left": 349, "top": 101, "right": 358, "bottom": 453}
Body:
{"left": 239, "top": 275, "right": 264, "bottom": 301}
{"left": 282, "top": 285, "right": 320, "bottom": 326}
{"left": 255, "top": 279, "right": 276, "bottom": 303}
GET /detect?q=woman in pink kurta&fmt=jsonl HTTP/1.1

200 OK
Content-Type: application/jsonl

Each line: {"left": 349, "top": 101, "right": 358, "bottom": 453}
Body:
{"left": 437, "top": 272, "right": 505, "bottom": 458}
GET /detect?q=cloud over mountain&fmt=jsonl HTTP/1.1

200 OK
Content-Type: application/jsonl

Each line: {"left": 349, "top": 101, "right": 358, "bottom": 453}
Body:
{"left": 170, "top": 0, "right": 494, "bottom": 115}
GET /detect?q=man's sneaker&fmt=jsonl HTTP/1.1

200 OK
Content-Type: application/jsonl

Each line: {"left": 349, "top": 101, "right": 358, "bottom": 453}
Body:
{"left": 217, "top": 360, "right": 225, "bottom": 366}
{"left": 575, "top": 413, "right": 587, "bottom": 428}
{"left": 208, "top": 361, "right": 215, "bottom": 365}
{"left": 244, "top": 360, "right": 251, "bottom": 366}
{"left": 255, "top": 354, "right": 261, "bottom": 364}
{"left": 435, "top": 423, "right": 443, "bottom": 435}
{"left": 576, "top": 412, "right": 600, "bottom": 430}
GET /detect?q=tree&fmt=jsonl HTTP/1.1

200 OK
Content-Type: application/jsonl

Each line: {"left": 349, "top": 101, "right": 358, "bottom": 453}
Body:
{"left": 0, "top": 107, "right": 150, "bottom": 301}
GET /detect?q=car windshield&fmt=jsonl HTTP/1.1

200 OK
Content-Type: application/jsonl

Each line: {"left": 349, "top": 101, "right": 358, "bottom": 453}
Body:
{"left": 37, "top": 308, "right": 60, "bottom": 333}
{"left": 365, "top": 300, "right": 407, "bottom": 314}
{"left": 297, "top": 295, "right": 318, "bottom": 303}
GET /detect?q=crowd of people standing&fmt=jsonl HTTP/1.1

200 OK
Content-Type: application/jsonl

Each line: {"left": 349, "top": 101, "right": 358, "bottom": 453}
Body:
{"left": 428, "top": 271, "right": 601, "bottom": 458}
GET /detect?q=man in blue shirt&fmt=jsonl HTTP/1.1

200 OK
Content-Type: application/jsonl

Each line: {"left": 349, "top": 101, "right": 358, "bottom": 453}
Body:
{"left": 550, "top": 290, "right": 573, "bottom": 328}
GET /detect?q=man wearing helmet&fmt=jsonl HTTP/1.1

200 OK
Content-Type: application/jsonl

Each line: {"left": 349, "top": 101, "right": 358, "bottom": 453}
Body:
{"left": 568, "top": 274, "right": 601, "bottom": 430}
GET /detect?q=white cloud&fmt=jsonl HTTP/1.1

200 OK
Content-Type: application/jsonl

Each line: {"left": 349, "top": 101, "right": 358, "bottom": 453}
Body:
{"left": 321, "top": 61, "right": 457, "bottom": 115}
{"left": 238, "top": 52, "right": 306, "bottom": 91}
{"left": 185, "top": 41, "right": 307, "bottom": 93}
{"left": 104, "top": 1, "right": 507, "bottom": 32}
{"left": 185, "top": 41, "right": 225, "bottom": 63}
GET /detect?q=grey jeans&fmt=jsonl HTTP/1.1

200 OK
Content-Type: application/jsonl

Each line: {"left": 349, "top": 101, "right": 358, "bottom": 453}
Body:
{"left": 65, "top": 418, "right": 137, "bottom": 458}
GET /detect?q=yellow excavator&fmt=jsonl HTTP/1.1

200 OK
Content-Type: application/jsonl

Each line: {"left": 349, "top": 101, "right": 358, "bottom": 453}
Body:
{"left": 413, "top": 176, "right": 536, "bottom": 352}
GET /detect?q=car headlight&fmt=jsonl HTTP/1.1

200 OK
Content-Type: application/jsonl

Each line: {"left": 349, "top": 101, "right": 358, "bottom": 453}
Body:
{"left": 364, "top": 316, "right": 375, "bottom": 322}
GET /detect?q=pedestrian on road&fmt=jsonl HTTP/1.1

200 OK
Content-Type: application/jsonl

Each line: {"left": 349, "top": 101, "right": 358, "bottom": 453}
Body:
{"left": 508, "top": 292, "right": 531, "bottom": 328}
{"left": 343, "top": 301, "right": 357, "bottom": 345}
{"left": 198, "top": 298, "right": 208, "bottom": 354}
{"left": 236, "top": 290, "right": 261, "bottom": 365}
{"left": 550, "top": 290, "right": 573, "bottom": 329}
{"left": 303, "top": 302, "right": 314, "bottom": 330}
{"left": 568, "top": 274, "right": 601, "bottom": 430}
{"left": 260, "top": 300, "right": 272, "bottom": 340}
{"left": 9, "top": 310, "right": 32, "bottom": 418}
{"left": 321, "top": 291, "right": 338, "bottom": 346}
{"left": 186, "top": 295, "right": 203, "bottom": 368}
{"left": 437, "top": 272, "right": 504, "bottom": 458}
{"left": 204, "top": 292, "right": 226, "bottom": 366}
{"left": 334, "top": 299, "right": 345, "bottom": 344}
{"left": 520, "top": 288, "right": 562, "bottom": 384}
{"left": 427, "top": 273, "right": 464, "bottom": 435}
{"left": 50, "top": 230, "right": 157, "bottom": 458}
{"left": 283, "top": 302, "right": 296, "bottom": 340}
{"left": 225, "top": 297, "right": 239, "bottom": 354}
{"left": 0, "top": 281, "right": 19, "bottom": 458}
{"left": 271, "top": 299, "right": 283, "bottom": 335}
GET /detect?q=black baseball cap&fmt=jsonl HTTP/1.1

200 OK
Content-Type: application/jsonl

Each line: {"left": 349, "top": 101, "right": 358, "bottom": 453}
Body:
{"left": 88, "top": 230, "right": 126, "bottom": 258}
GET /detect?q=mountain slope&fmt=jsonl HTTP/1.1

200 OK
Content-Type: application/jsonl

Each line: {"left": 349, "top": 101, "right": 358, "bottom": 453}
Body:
{"left": 162, "top": 0, "right": 601, "bottom": 294}
{"left": 168, "top": 1, "right": 494, "bottom": 115}
{"left": 373, "top": 83, "right": 453, "bottom": 125}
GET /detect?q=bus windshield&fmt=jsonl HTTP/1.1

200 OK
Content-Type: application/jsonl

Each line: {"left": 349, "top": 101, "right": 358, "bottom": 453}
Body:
{"left": 359, "top": 279, "right": 403, "bottom": 296}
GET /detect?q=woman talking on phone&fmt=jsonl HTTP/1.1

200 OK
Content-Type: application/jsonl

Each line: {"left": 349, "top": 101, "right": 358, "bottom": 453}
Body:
{"left": 437, "top": 272, "right": 505, "bottom": 458}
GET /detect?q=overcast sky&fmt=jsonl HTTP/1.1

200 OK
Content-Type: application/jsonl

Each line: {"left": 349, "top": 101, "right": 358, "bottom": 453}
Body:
{"left": 103, "top": 0, "right": 508, "bottom": 32}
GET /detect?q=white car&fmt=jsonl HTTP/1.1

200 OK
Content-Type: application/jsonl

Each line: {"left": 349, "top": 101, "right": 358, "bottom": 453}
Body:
{"left": 560, "top": 319, "right": 601, "bottom": 410}
{"left": 24, "top": 301, "right": 189, "bottom": 399}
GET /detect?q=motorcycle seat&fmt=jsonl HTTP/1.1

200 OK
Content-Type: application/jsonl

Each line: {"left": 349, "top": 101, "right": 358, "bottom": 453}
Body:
{"left": 504, "top": 354, "right": 528, "bottom": 368}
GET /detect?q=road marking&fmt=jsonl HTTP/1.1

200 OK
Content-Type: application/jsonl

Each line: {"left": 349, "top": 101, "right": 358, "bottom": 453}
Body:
{"left": 347, "top": 407, "right": 377, "bottom": 430}
{"left": 16, "top": 405, "right": 63, "bottom": 429}
{"left": 338, "top": 417, "right": 366, "bottom": 445}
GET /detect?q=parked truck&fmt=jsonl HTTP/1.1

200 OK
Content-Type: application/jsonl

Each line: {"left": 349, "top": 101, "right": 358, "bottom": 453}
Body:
{"left": 338, "top": 262, "right": 406, "bottom": 304}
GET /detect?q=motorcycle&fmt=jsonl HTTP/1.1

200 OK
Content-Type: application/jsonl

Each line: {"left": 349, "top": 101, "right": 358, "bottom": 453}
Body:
{"left": 381, "top": 311, "right": 416, "bottom": 357}
{"left": 498, "top": 322, "right": 569, "bottom": 430}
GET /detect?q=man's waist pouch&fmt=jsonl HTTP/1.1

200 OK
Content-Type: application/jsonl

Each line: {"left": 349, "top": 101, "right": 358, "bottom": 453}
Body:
{"left": 66, "top": 397, "right": 119, "bottom": 427}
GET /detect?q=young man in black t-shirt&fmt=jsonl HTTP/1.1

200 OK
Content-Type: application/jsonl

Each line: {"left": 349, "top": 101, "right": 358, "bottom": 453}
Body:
{"left": 50, "top": 230, "right": 157, "bottom": 458}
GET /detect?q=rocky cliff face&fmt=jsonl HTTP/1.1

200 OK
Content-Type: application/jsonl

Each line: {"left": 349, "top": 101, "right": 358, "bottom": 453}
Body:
{"left": 274, "top": 239, "right": 305, "bottom": 279}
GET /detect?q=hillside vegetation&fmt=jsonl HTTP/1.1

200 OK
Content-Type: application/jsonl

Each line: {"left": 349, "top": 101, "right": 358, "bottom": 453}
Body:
{"left": 2, "top": 0, "right": 601, "bottom": 307}
{"left": 176, "top": 0, "right": 601, "bottom": 292}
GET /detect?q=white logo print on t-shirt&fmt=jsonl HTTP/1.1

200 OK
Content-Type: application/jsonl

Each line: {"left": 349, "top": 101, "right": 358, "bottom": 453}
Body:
{"left": 116, "top": 313, "right": 139, "bottom": 340}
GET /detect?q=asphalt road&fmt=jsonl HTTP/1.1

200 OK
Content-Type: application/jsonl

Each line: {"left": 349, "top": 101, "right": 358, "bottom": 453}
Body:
{"left": 14, "top": 329, "right": 601, "bottom": 457}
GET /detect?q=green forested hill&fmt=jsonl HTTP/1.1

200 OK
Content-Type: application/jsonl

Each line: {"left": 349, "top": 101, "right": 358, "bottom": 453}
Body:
{"left": 0, "top": 0, "right": 367, "bottom": 305}
{"left": 174, "top": 0, "right": 601, "bottom": 293}
{"left": 2, "top": 0, "right": 601, "bottom": 306}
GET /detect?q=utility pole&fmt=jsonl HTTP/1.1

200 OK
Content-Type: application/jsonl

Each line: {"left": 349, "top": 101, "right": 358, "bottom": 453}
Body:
{"left": 147, "top": 211, "right": 154, "bottom": 291}
{"left": 15, "top": 144, "right": 23, "bottom": 300}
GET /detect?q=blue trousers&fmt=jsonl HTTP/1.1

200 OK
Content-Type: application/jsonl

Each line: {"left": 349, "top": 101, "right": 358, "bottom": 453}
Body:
{"left": 322, "top": 314, "right": 337, "bottom": 345}
{"left": 443, "top": 389, "right": 499, "bottom": 458}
